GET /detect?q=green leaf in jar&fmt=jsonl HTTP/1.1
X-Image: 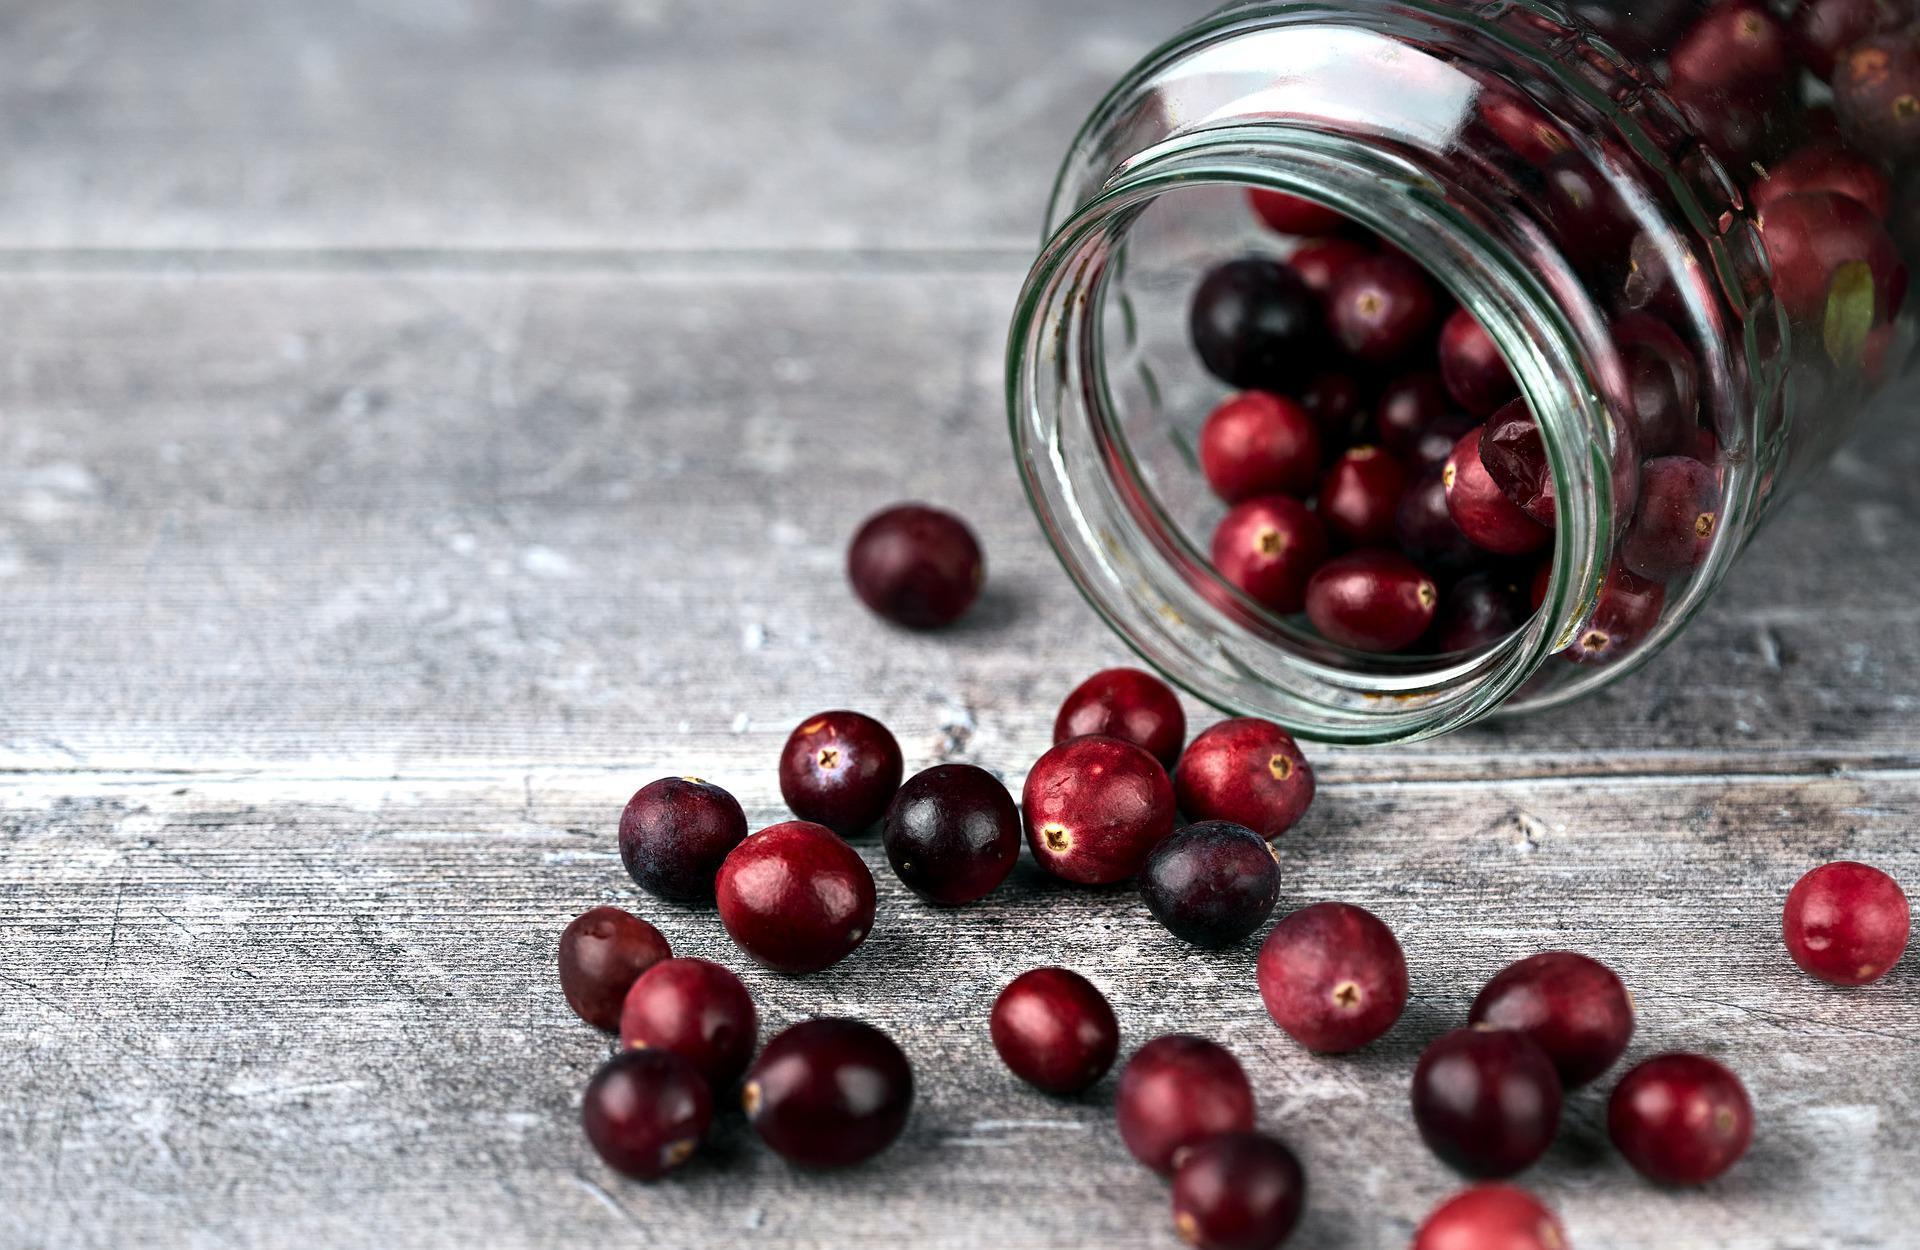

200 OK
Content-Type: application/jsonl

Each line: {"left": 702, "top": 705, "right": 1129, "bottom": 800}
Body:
{"left": 1822, "top": 260, "right": 1874, "bottom": 370}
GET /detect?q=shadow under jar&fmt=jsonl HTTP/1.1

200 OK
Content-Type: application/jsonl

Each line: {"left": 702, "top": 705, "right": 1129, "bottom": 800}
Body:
{"left": 1009, "top": 0, "right": 1916, "bottom": 743}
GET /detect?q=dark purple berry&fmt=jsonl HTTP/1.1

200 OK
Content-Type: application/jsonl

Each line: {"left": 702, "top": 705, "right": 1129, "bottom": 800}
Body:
{"left": 1440, "top": 309, "right": 1517, "bottom": 417}
{"left": 1432, "top": 571, "right": 1528, "bottom": 653}
{"left": 1411, "top": 1028, "right": 1563, "bottom": 1178}
{"left": 1171, "top": 1133, "right": 1306, "bottom": 1250}
{"left": 1139, "top": 820, "right": 1282, "bottom": 949}
{"left": 558, "top": 906, "right": 672, "bottom": 1032}
{"left": 1478, "top": 401, "right": 1555, "bottom": 527}
{"left": 847, "top": 503, "right": 984, "bottom": 629}
{"left": 619, "top": 777, "right": 749, "bottom": 903}
{"left": 581, "top": 1049, "right": 712, "bottom": 1180}
{"left": 881, "top": 763, "right": 1021, "bottom": 906}
{"left": 744, "top": 1018, "right": 913, "bottom": 1169}
{"left": 777, "top": 710, "right": 903, "bottom": 837}
{"left": 1190, "top": 259, "right": 1323, "bottom": 389}
{"left": 1621, "top": 456, "right": 1719, "bottom": 582}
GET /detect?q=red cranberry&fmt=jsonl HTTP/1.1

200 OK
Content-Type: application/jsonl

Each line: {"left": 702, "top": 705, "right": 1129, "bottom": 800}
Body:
{"left": 1669, "top": 2, "right": 1794, "bottom": 100}
{"left": 1564, "top": 562, "right": 1666, "bottom": 665}
{"left": 1782, "top": 861, "right": 1911, "bottom": 985}
{"left": 1439, "top": 310, "right": 1518, "bottom": 417}
{"left": 847, "top": 503, "right": 984, "bottom": 629}
{"left": 1478, "top": 402, "right": 1555, "bottom": 528}
{"left": 1469, "top": 952, "right": 1634, "bottom": 1088}
{"left": 1299, "top": 370, "right": 1367, "bottom": 441}
{"left": 619, "top": 777, "right": 748, "bottom": 903}
{"left": 1191, "top": 258, "right": 1324, "bottom": 389}
{"left": 1477, "top": 89, "right": 1574, "bottom": 166}
{"left": 1759, "top": 191, "right": 1907, "bottom": 325}
{"left": 716, "top": 821, "right": 876, "bottom": 974}
{"left": 558, "top": 906, "right": 671, "bottom": 1032}
{"left": 1834, "top": 33, "right": 1920, "bottom": 161}
{"left": 1615, "top": 314, "right": 1699, "bottom": 458}
{"left": 1318, "top": 447, "right": 1410, "bottom": 548}
{"left": 1171, "top": 1133, "right": 1306, "bottom": 1250}
{"left": 1022, "top": 735, "right": 1176, "bottom": 885}
{"left": 1211, "top": 496, "right": 1329, "bottom": 615}
{"left": 744, "top": 1018, "right": 913, "bottom": 1169}
{"left": 1140, "top": 820, "right": 1282, "bottom": 949}
{"left": 777, "top": 710, "right": 903, "bottom": 837}
{"left": 1608, "top": 1053, "right": 1753, "bottom": 1184}
{"left": 581, "top": 1049, "right": 712, "bottom": 1180}
{"left": 1445, "top": 425, "right": 1551, "bottom": 556}
{"left": 990, "top": 967, "right": 1121, "bottom": 1095}
{"left": 1795, "top": 0, "right": 1904, "bottom": 79}
{"left": 1249, "top": 189, "right": 1345, "bottom": 236}
{"left": 1329, "top": 254, "right": 1439, "bottom": 363}
{"left": 1621, "top": 456, "right": 1720, "bottom": 582}
{"left": 1432, "top": 571, "right": 1529, "bottom": 653}
{"left": 1753, "top": 145, "right": 1894, "bottom": 220}
{"left": 880, "top": 763, "right": 1020, "bottom": 906}
{"left": 1375, "top": 372, "right": 1452, "bottom": 459}
{"left": 1055, "top": 667, "right": 1187, "bottom": 767}
{"left": 1200, "top": 392, "right": 1324, "bottom": 502}
{"left": 1412, "top": 1028, "right": 1563, "bottom": 1178}
{"left": 1257, "top": 901, "right": 1408, "bottom": 1053}
{"left": 1306, "top": 550, "right": 1439, "bottom": 653}
{"left": 1395, "top": 473, "right": 1480, "bottom": 578}
{"left": 1116, "top": 1034, "right": 1257, "bottom": 1174}
{"left": 1413, "top": 1185, "right": 1568, "bottom": 1250}
{"left": 1174, "top": 718, "right": 1316, "bottom": 840}
{"left": 619, "top": 957, "right": 759, "bottom": 1089}
{"left": 1538, "top": 157, "right": 1635, "bottom": 273}
{"left": 1290, "top": 237, "right": 1373, "bottom": 301}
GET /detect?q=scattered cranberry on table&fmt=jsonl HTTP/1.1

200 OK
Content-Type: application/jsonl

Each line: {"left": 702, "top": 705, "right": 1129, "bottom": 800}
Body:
{"left": 1444, "top": 423, "right": 1552, "bottom": 556}
{"left": 558, "top": 906, "right": 672, "bottom": 1032}
{"left": 581, "top": 1049, "right": 713, "bottom": 1181}
{"left": 1468, "top": 951, "right": 1635, "bottom": 1088}
{"left": 1412, "top": 1184, "right": 1569, "bottom": 1250}
{"left": 1171, "top": 1132, "right": 1306, "bottom": 1250}
{"left": 1139, "top": 820, "right": 1282, "bottom": 949}
{"left": 1607, "top": 1053, "right": 1753, "bottom": 1185}
{"left": 743, "top": 1018, "right": 914, "bottom": 1169}
{"left": 880, "top": 763, "right": 1021, "bottom": 906}
{"left": 1317, "top": 446, "right": 1410, "bottom": 548}
{"left": 1781, "top": 861, "right": 1911, "bottom": 986}
{"left": 1305, "top": 550, "right": 1440, "bottom": 653}
{"left": 716, "top": 820, "right": 877, "bottom": 974}
{"left": 1116, "top": 1034, "right": 1258, "bottom": 1174}
{"left": 847, "top": 503, "right": 985, "bottom": 630}
{"left": 619, "top": 957, "right": 759, "bottom": 1090}
{"left": 1439, "top": 307, "right": 1518, "bottom": 417}
{"left": 1411, "top": 1028, "right": 1563, "bottom": 1178}
{"left": 1211, "top": 496, "right": 1330, "bottom": 616}
{"left": 1257, "top": 901, "right": 1409, "bottom": 1053}
{"left": 989, "top": 966, "right": 1121, "bottom": 1096}
{"left": 1190, "top": 258, "right": 1324, "bottom": 390}
{"left": 1173, "top": 717, "right": 1317, "bottom": 841}
{"left": 1054, "top": 666, "right": 1188, "bottom": 768}
{"left": 1200, "top": 391, "right": 1324, "bottom": 503}
{"left": 618, "top": 776, "right": 748, "bottom": 903}
{"left": 1023, "top": 734, "right": 1177, "bottom": 885}
{"left": 777, "top": 710, "right": 904, "bottom": 837}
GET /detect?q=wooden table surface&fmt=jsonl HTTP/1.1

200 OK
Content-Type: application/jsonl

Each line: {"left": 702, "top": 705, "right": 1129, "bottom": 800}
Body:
{"left": 3, "top": 4, "right": 1916, "bottom": 1247}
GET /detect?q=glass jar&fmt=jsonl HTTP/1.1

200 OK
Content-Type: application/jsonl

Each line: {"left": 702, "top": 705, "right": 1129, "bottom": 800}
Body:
{"left": 1008, "top": 0, "right": 1916, "bottom": 742}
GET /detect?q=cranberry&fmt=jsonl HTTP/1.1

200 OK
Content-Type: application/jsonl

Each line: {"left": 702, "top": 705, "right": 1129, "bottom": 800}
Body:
{"left": 1211, "top": 496, "right": 1330, "bottom": 615}
{"left": 1833, "top": 33, "right": 1920, "bottom": 161}
{"left": 1753, "top": 145, "right": 1894, "bottom": 220}
{"left": 1469, "top": 952, "right": 1634, "bottom": 1088}
{"left": 990, "top": 966, "right": 1121, "bottom": 1095}
{"left": 1412, "top": 413, "right": 1481, "bottom": 474}
{"left": 1440, "top": 310, "right": 1518, "bottom": 417}
{"left": 1538, "top": 157, "right": 1635, "bottom": 273}
{"left": 1445, "top": 425, "right": 1551, "bottom": 555}
{"left": 618, "top": 776, "right": 748, "bottom": 903}
{"left": 1305, "top": 550, "right": 1439, "bottom": 653}
{"left": 1140, "top": 820, "right": 1282, "bottom": 949}
{"left": 716, "top": 821, "right": 876, "bottom": 974}
{"left": 744, "top": 1018, "right": 913, "bottom": 1169}
{"left": 1477, "top": 88, "right": 1574, "bottom": 166}
{"left": 1022, "top": 735, "right": 1176, "bottom": 885}
{"left": 1412, "top": 1185, "right": 1569, "bottom": 1250}
{"left": 1395, "top": 473, "right": 1480, "bottom": 578}
{"left": 558, "top": 906, "right": 672, "bottom": 1032}
{"left": 1478, "top": 401, "right": 1555, "bottom": 527}
{"left": 1411, "top": 1028, "right": 1563, "bottom": 1178}
{"left": 1173, "top": 717, "right": 1316, "bottom": 841}
{"left": 777, "top": 710, "right": 903, "bottom": 837}
{"left": 1621, "top": 456, "right": 1720, "bottom": 582}
{"left": 1669, "top": 2, "right": 1794, "bottom": 100}
{"left": 619, "top": 957, "right": 759, "bottom": 1089}
{"left": 1432, "top": 571, "right": 1528, "bottom": 653}
{"left": 1055, "top": 667, "right": 1187, "bottom": 768}
{"left": 880, "top": 763, "right": 1021, "bottom": 906}
{"left": 1115, "top": 1034, "right": 1257, "bottom": 1174}
{"left": 1191, "top": 258, "right": 1324, "bottom": 389}
{"left": 1329, "top": 254, "right": 1440, "bottom": 363}
{"left": 1376, "top": 372, "right": 1453, "bottom": 459}
{"left": 1615, "top": 314, "right": 1699, "bottom": 458}
{"left": 1759, "top": 191, "right": 1907, "bottom": 326}
{"left": 1795, "top": 0, "right": 1904, "bottom": 79}
{"left": 1257, "top": 901, "right": 1408, "bottom": 1053}
{"left": 1200, "top": 392, "right": 1324, "bottom": 502}
{"left": 581, "top": 1049, "right": 712, "bottom": 1180}
{"left": 1289, "top": 237, "right": 1373, "bottom": 301}
{"left": 1249, "top": 189, "right": 1346, "bottom": 236}
{"left": 1318, "top": 447, "right": 1410, "bottom": 548}
{"left": 1564, "top": 562, "right": 1666, "bottom": 665}
{"left": 1299, "top": 370, "right": 1367, "bottom": 442}
{"left": 847, "top": 503, "right": 984, "bottom": 629}
{"left": 1782, "top": 861, "right": 1912, "bottom": 986}
{"left": 1171, "top": 1133, "right": 1306, "bottom": 1250}
{"left": 1608, "top": 1053, "right": 1753, "bottom": 1184}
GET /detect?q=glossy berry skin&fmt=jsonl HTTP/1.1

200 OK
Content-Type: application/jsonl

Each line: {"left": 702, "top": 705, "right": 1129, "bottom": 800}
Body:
{"left": 1329, "top": 254, "right": 1440, "bottom": 363}
{"left": 1289, "top": 238, "right": 1372, "bottom": 301}
{"left": 1116, "top": 1034, "right": 1257, "bottom": 1174}
{"left": 619, "top": 957, "right": 759, "bottom": 1089}
{"left": 778, "top": 710, "right": 904, "bottom": 837}
{"left": 1375, "top": 372, "right": 1453, "bottom": 459}
{"left": 1445, "top": 424, "right": 1551, "bottom": 555}
{"left": 716, "top": 821, "right": 876, "bottom": 974}
{"left": 1433, "top": 571, "right": 1528, "bottom": 653}
{"left": 1140, "top": 821, "right": 1282, "bottom": 949}
{"left": 1174, "top": 718, "right": 1316, "bottom": 841}
{"left": 1055, "top": 667, "right": 1187, "bottom": 768}
{"left": 1440, "top": 309, "right": 1517, "bottom": 417}
{"left": 559, "top": 907, "right": 672, "bottom": 1032}
{"left": 1412, "top": 1185, "right": 1569, "bottom": 1250}
{"left": 744, "top": 1018, "right": 913, "bottom": 1169}
{"left": 1200, "top": 392, "right": 1324, "bottom": 502}
{"left": 1171, "top": 1133, "right": 1306, "bottom": 1250}
{"left": 1318, "top": 447, "right": 1410, "bottom": 548}
{"left": 1794, "top": 0, "right": 1904, "bottom": 80}
{"left": 1752, "top": 146, "right": 1893, "bottom": 220}
{"left": 1299, "top": 370, "right": 1367, "bottom": 442}
{"left": 581, "top": 1049, "right": 713, "bottom": 1180}
{"left": 1621, "top": 456, "right": 1719, "bottom": 582}
{"left": 1477, "top": 88, "right": 1574, "bottom": 166}
{"left": 1478, "top": 402, "right": 1555, "bottom": 527}
{"left": 1249, "top": 188, "right": 1345, "bottom": 236}
{"left": 1668, "top": 2, "right": 1794, "bottom": 101}
{"left": 989, "top": 967, "right": 1121, "bottom": 1095}
{"left": 619, "top": 777, "right": 749, "bottom": 903}
{"left": 1411, "top": 1028, "right": 1563, "bottom": 1179}
{"left": 1607, "top": 1053, "right": 1753, "bottom": 1185}
{"left": 1257, "top": 902, "right": 1408, "bottom": 1053}
{"left": 1306, "top": 550, "right": 1439, "bottom": 653}
{"left": 1782, "top": 861, "right": 1911, "bottom": 985}
{"left": 1191, "top": 258, "right": 1324, "bottom": 389}
{"left": 847, "top": 503, "right": 984, "bottom": 629}
{"left": 880, "top": 764, "right": 1021, "bottom": 906}
{"left": 1563, "top": 562, "right": 1666, "bottom": 665}
{"left": 1395, "top": 473, "right": 1480, "bottom": 579}
{"left": 1211, "top": 496, "right": 1329, "bottom": 616}
{"left": 1834, "top": 34, "right": 1920, "bottom": 162}
{"left": 1615, "top": 314, "right": 1698, "bottom": 458}
{"left": 1469, "top": 952, "right": 1634, "bottom": 1088}
{"left": 1758, "top": 192, "right": 1907, "bottom": 325}
{"left": 1412, "top": 413, "right": 1481, "bottom": 474}
{"left": 1022, "top": 735, "right": 1176, "bottom": 885}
